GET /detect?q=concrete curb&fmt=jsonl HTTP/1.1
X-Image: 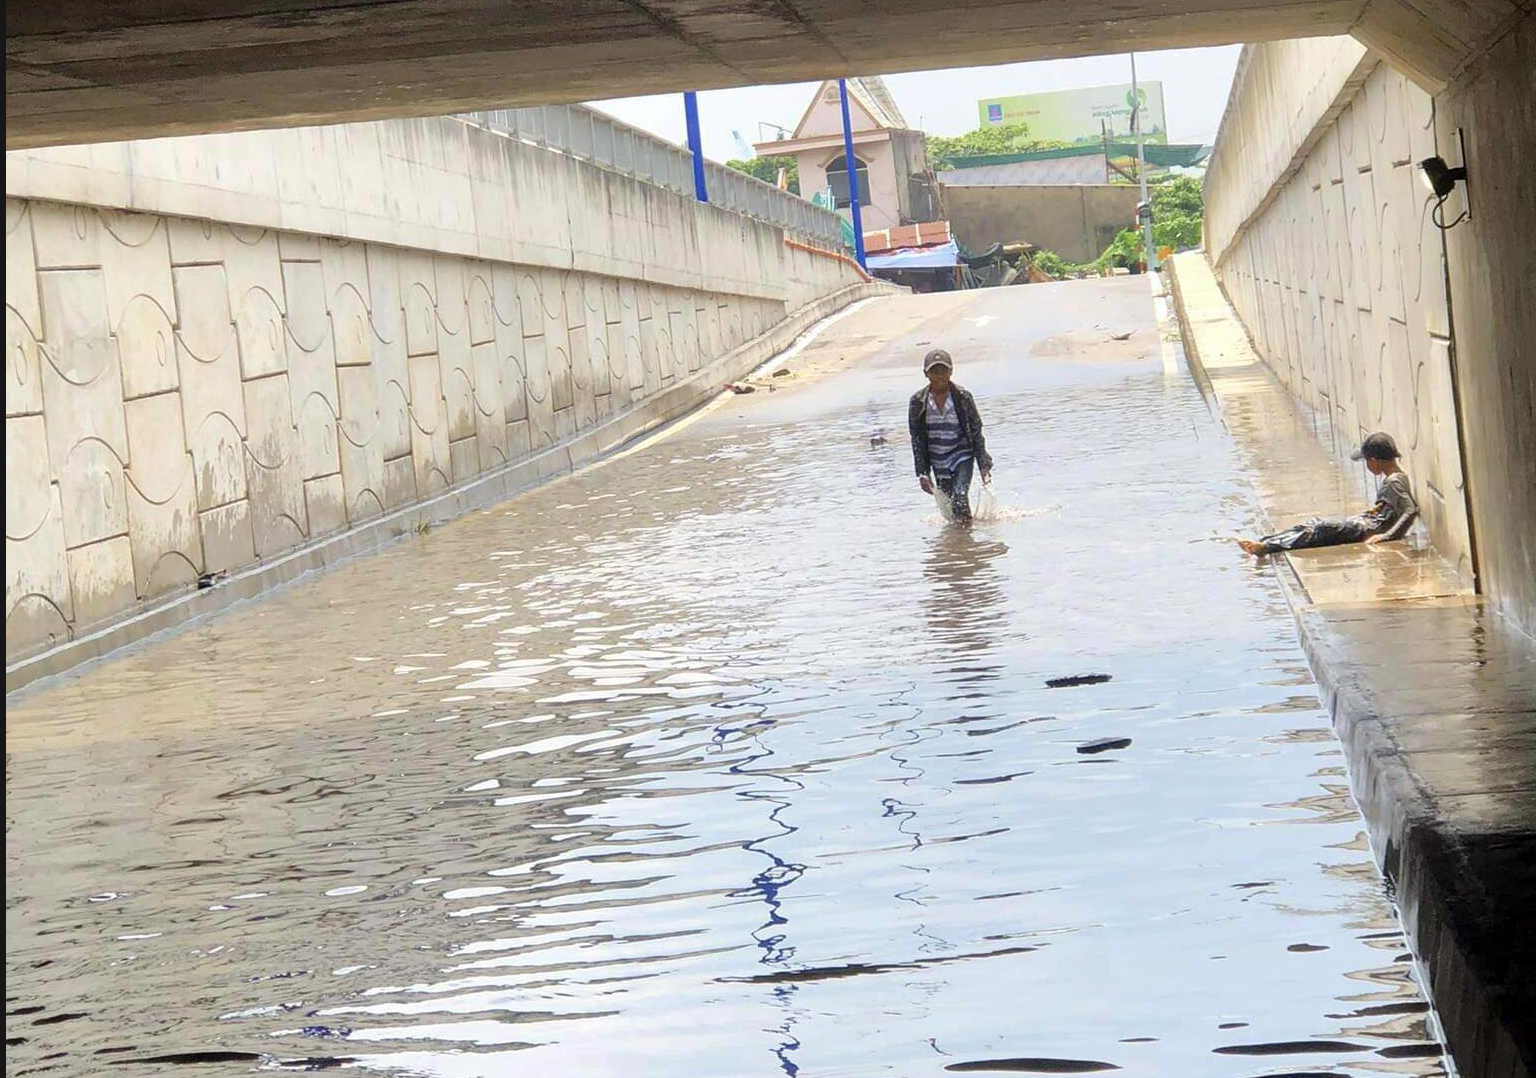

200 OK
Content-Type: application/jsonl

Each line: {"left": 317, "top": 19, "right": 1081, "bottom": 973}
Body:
{"left": 1163, "top": 254, "right": 1219, "bottom": 407}
{"left": 1283, "top": 594, "right": 1534, "bottom": 1078}
{"left": 1166, "top": 253, "right": 1533, "bottom": 1078}
{"left": 6, "top": 280, "right": 897, "bottom": 695}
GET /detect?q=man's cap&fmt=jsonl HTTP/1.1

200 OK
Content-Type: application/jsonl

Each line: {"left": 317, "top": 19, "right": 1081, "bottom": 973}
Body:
{"left": 1351, "top": 431, "right": 1401, "bottom": 461}
{"left": 923, "top": 348, "right": 953, "bottom": 372}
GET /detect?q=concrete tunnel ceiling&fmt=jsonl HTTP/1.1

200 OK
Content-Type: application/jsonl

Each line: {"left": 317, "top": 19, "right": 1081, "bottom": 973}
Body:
{"left": 6, "top": 0, "right": 1521, "bottom": 149}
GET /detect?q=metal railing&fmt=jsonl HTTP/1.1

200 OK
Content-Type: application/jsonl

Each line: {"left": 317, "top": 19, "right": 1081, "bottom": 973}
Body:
{"left": 459, "top": 104, "right": 845, "bottom": 249}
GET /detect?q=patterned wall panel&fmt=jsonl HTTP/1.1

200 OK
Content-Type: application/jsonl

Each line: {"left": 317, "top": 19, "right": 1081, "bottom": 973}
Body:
{"left": 4, "top": 197, "right": 823, "bottom": 658}
{"left": 1213, "top": 62, "right": 1473, "bottom": 583}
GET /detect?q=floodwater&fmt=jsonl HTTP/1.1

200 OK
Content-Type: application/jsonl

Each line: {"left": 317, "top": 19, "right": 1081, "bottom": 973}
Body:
{"left": 6, "top": 282, "right": 1447, "bottom": 1076}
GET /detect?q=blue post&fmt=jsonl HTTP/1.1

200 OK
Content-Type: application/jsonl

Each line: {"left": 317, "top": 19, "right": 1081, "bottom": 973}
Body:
{"left": 684, "top": 91, "right": 708, "bottom": 203}
{"left": 837, "top": 78, "right": 867, "bottom": 269}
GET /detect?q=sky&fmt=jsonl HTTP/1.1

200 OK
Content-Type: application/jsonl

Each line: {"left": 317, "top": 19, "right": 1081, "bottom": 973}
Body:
{"left": 589, "top": 45, "right": 1242, "bottom": 164}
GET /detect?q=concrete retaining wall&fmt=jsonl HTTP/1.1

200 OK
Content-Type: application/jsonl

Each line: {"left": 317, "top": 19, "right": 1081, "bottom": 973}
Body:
{"left": 1205, "top": 22, "right": 1535, "bottom": 635}
{"left": 942, "top": 184, "right": 1138, "bottom": 264}
{"left": 1204, "top": 41, "right": 1476, "bottom": 588}
{"left": 464, "top": 106, "right": 843, "bottom": 249}
{"left": 5, "top": 114, "right": 877, "bottom": 673}
{"left": 1430, "top": 13, "right": 1536, "bottom": 643}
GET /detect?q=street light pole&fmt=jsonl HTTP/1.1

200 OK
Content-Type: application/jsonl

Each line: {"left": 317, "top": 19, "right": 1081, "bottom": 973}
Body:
{"left": 684, "top": 91, "right": 708, "bottom": 203}
{"left": 837, "top": 78, "right": 867, "bottom": 270}
{"left": 1130, "top": 52, "right": 1155, "bottom": 271}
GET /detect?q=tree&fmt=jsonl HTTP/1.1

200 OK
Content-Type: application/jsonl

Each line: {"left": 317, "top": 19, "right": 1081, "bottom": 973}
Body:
{"left": 1151, "top": 174, "right": 1204, "bottom": 218}
{"left": 1147, "top": 174, "right": 1204, "bottom": 253}
{"left": 1097, "top": 174, "right": 1205, "bottom": 271}
{"left": 726, "top": 155, "right": 799, "bottom": 194}
{"left": 926, "top": 124, "right": 1071, "bottom": 169}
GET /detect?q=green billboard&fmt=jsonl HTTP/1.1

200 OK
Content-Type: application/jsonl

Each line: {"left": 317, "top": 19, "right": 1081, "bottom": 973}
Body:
{"left": 978, "top": 82, "right": 1167, "bottom": 145}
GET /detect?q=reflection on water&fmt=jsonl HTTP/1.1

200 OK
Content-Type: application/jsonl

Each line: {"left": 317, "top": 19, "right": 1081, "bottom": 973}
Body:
{"left": 923, "top": 530, "right": 1010, "bottom": 670}
{"left": 5, "top": 352, "right": 1445, "bottom": 1076}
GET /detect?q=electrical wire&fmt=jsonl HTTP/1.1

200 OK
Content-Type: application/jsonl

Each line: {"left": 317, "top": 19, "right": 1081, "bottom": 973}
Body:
{"left": 1431, "top": 197, "right": 1468, "bottom": 231}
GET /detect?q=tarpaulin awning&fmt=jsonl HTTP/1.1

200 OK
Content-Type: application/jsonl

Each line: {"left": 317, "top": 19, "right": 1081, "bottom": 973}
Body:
{"left": 866, "top": 241, "right": 959, "bottom": 271}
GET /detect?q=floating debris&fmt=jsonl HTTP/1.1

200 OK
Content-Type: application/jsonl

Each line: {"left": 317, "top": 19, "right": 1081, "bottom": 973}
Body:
{"left": 1045, "top": 673, "right": 1112, "bottom": 688}
{"left": 1077, "top": 737, "right": 1132, "bottom": 754}
{"left": 111, "top": 1051, "right": 263, "bottom": 1065}
{"left": 945, "top": 1059, "right": 1121, "bottom": 1073}
{"left": 725, "top": 382, "right": 755, "bottom": 394}
{"left": 1212, "top": 1040, "right": 1368, "bottom": 1055}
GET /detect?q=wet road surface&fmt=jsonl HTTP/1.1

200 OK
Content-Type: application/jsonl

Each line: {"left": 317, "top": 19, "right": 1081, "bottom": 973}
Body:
{"left": 5, "top": 278, "right": 1447, "bottom": 1076}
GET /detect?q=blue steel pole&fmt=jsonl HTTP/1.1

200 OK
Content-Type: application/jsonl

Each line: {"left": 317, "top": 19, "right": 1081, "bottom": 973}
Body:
{"left": 837, "top": 78, "right": 866, "bottom": 269}
{"left": 684, "top": 91, "right": 708, "bottom": 203}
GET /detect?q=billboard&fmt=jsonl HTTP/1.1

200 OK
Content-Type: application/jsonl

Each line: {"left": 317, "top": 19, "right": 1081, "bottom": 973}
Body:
{"left": 978, "top": 82, "right": 1167, "bottom": 145}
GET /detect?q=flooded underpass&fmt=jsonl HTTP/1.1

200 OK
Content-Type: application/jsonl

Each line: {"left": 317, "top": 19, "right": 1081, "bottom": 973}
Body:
{"left": 5, "top": 278, "right": 1448, "bottom": 1076}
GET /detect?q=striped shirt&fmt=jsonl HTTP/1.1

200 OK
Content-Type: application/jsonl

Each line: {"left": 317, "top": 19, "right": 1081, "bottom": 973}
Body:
{"left": 925, "top": 389, "right": 972, "bottom": 476}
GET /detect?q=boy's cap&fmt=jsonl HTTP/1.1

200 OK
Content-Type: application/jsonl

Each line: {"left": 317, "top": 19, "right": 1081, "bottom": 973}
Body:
{"left": 1351, "top": 432, "right": 1401, "bottom": 461}
{"left": 923, "top": 348, "right": 953, "bottom": 372}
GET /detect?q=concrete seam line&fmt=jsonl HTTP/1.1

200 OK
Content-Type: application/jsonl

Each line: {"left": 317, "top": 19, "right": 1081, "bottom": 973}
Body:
{"left": 620, "top": 0, "right": 753, "bottom": 81}
{"left": 4, "top": 280, "right": 889, "bottom": 695}
{"left": 1446, "top": 6, "right": 1532, "bottom": 88}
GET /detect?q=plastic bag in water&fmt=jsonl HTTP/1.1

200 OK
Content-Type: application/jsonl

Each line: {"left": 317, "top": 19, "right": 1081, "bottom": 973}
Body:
{"left": 971, "top": 479, "right": 999, "bottom": 522}
{"left": 934, "top": 477, "right": 997, "bottom": 523}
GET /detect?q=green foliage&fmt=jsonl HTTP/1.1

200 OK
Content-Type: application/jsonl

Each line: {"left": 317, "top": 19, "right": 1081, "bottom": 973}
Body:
{"left": 1105, "top": 228, "right": 1145, "bottom": 269}
{"left": 925, "top": 124, "right": 1071, "bottom": 169}
{"left": 1030, "top": 245, "right": 1111, "bottom": 278}
{"left": 1150, "top": 174, "right": 1204, "bottom": 216}
{"left": 1031, "top": 250, "right": 1077, "bottom": 278}
{"left": 1146, "top": 174, "right": 1204, "bottom": 252}
{"left": 726, "top": 155, "right": 799, "bottom": 194}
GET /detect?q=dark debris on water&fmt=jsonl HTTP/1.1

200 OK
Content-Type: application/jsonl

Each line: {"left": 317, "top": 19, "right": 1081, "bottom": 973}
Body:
{"left": 110, "top": 1051, "right": 263, "bottom": 1065}
{"left": 1076, "top": 737, "right": 1132, "bottom": 755}
{"left": 1045, "top": 674, "right": 1112, "bottom": 688}
{"left": 945, "top": 1059, "right": 1120, "bottom": 1073}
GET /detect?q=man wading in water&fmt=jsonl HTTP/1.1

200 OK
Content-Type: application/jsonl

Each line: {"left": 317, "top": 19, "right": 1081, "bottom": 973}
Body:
{"left": 909, "top": 349, "right": 993, "bottom": 523}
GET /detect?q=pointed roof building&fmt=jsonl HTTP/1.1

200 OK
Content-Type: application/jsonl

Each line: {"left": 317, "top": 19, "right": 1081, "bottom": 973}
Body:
{"left": 752, "top": 76, "right": 939, "bottom": 233}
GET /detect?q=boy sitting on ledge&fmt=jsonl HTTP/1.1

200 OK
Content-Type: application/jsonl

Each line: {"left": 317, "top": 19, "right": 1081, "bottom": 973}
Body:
{"left": 1239, "top": 432, "right": 1419, "bottom": 556}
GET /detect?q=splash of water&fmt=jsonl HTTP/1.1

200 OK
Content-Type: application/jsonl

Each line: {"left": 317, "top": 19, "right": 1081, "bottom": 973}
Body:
{"left": 927, "top": 480, "right": 1061, "bottom": 526}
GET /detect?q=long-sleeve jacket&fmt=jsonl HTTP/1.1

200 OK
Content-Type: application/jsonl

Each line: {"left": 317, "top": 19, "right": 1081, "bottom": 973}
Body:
{"left": 1357, "top": 471, "right": 1419, "bottom": 540}
{"left": 908, "top": 383, "right": 992, "bottom": 477}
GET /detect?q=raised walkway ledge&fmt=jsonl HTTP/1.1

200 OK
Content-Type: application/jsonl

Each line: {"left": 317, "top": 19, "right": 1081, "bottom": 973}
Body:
{"left": 5, "top": 279, "right": 897, "bottom": 695}
{"left": 1167, "top": 251, "right": 1535, "bottom": 1078}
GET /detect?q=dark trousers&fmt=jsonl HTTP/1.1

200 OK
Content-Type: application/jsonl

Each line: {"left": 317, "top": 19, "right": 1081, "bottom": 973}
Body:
{"left": 1257, "top": 516, "right": 1372, "bottom": 554}
{"left": 935, "top": 459, "right": 975, "bottom": 522}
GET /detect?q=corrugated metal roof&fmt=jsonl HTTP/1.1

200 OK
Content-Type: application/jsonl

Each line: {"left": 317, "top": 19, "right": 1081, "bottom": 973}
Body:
{"left": 848, "top": 77, "right": 907, "bottom": 130}
{"left": 938, "top": 156, "right": 1109, "bottom": 186}
{"left": 943, "top": 142, "right": 1209, "bottom": 169}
